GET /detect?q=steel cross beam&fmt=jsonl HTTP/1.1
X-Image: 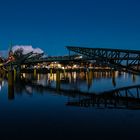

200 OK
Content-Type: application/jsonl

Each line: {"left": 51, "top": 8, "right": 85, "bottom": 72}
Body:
{"left": 23, "top": 54, "right": 78, "bottom": 64}
{"left": 66, "top": 46, "right": 140, "bottom": 74}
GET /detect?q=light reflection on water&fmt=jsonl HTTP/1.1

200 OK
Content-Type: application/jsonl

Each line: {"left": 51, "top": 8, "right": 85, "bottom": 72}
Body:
{"left": 0, "top": 71, "right": 140, "bottom": 139}
{"left": 20, "top": 71, "right": 140, "bottom": 93}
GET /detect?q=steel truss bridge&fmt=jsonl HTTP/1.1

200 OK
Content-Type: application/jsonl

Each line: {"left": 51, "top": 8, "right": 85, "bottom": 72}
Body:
{"left": 1, "top": 46, "right": 140, "bottom": 75}
{"left": 5, "top": 52, "right": 81, "bottom": 66}
{"left": 66, "top": 46, "right": 140, "bottom": 74}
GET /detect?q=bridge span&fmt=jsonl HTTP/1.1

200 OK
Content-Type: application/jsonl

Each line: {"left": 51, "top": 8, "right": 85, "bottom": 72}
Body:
{"left": 66, "top": 46, "right": 140, "bottom": 74}
{"left": 1, "top": 46, "right": 140, "bottom": 75}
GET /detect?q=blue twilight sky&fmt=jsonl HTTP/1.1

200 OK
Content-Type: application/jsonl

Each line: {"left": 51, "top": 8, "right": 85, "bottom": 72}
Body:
{"left": 0, "top": 0, "right": 140, "bottom": 55}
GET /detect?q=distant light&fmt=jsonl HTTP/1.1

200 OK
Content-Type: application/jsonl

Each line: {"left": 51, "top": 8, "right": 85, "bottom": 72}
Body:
{"left": 2, "top": 81, "right": 4, "bottom": 86}
{"left": 22, "top": 73, "right": 26, "bottom": 78}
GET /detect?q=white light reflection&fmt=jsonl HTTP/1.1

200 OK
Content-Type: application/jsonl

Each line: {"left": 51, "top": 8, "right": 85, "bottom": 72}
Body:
{"left": 73, "top": 72, "right": 77, "bottom": 83}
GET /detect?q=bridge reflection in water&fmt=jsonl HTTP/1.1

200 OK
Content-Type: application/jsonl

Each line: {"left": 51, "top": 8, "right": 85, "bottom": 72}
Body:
{"left": 66, "top": 85, "right": 140, "bottom": 110}
{"left": 4, "top": 69, "right": 140, "bottom": 110}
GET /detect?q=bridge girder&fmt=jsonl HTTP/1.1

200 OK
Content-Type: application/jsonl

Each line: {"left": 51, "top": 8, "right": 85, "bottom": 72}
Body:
{"left": 66, "top": 46, "right": 140, "bottom": 74}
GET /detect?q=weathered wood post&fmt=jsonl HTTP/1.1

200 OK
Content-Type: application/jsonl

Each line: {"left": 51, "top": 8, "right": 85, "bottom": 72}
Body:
{"left": 56, "top": 68, "right": 60, "bottom": 91}
{"left": 87, "top": 69, "right": 93, "bottom": 90}
{"left": 8, "top": 70, "right": 14, "bottom": 100}
{"left": 34, "top": 68, "right": 37, "bottom": 78}
{"left": 50, "top": 68, "right": 52, "bottom": 76}
{"left": 14, "top": 68, "right": 16, "bottom": 81}
{"left": 132, "top": 74, "right": 136, "bottom": 83}
{"left": 112, "top": 71, "right": 116, "bottom": 87}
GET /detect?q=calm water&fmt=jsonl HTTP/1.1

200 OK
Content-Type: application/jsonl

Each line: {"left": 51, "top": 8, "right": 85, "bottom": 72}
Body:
{"left": 0, "top": 70, "right": 140, "bottom": 139}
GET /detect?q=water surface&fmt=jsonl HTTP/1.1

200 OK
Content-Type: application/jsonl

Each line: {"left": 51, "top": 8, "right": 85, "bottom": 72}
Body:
{"left": 0, "top": 71, "right": 140, "bottom": 139}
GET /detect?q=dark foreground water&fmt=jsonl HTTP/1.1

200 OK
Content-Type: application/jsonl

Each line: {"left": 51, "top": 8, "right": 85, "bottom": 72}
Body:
{"left": 0, "top": 71, "right": 140, "bottom": 139}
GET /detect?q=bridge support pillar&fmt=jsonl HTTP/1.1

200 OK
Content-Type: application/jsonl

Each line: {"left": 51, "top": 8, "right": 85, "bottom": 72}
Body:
{"left": 8, "top": 70, "right": 14, "bottom": 100}
{"left": 14, "top": 68, "right": 16, "bottom": 81}
{"left": 112, "top": 71, "right": 116, "bottom": 87}
{"left": 87, "top": 69, "right": 93, "bottom": 89}
{"left": 63, "top": 68, "right": 66, "bottom": 78}
{"left": 34, "top": 69, "right": 37, "bottom": 78}
{"left": 132, "top": 74, "right": 136, "bottom": 83}
{"left": 50, "top": 68, "right": 52, "bottom": 76}
{"left": 56, "top": 69, "right": 60, "bottom": 91}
